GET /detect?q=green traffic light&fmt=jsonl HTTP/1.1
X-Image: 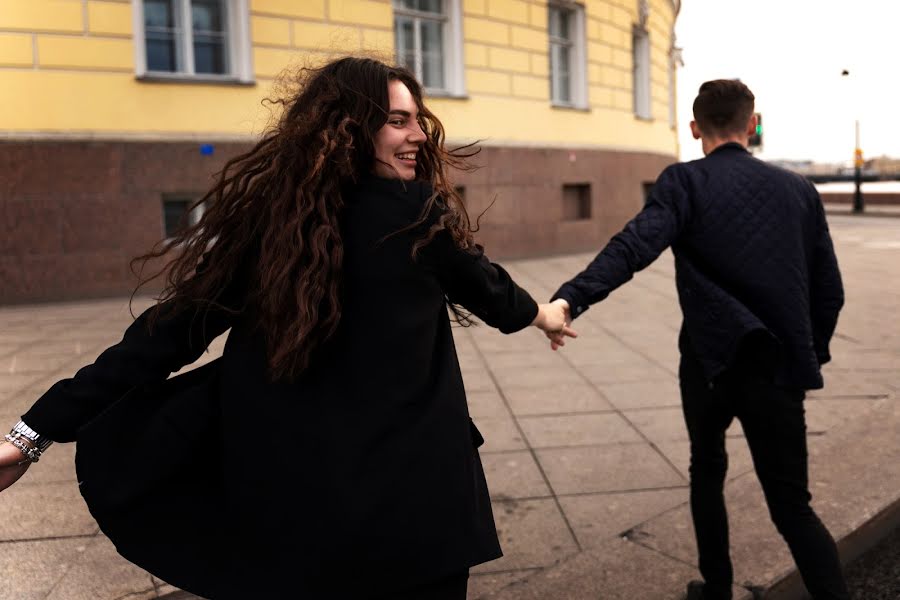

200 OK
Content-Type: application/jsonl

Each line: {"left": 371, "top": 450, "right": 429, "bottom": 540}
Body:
{"left": 755, "top": 124, "right": 762, "bottom": 135}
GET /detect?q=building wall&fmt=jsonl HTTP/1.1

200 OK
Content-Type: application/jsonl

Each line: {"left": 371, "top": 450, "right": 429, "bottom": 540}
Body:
{"left": 0, "top": 139, "right": 671, "bottom": 303}
{"left": 0, "top": 0, "right": 681, "bottom": 303}
{"left": 0, "top": 0, "right": 678, "bottom": 150}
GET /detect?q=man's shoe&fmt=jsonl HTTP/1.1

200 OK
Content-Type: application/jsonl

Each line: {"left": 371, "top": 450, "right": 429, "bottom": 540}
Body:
{"left": 685, "top": 580, "right": 706, "bottom": 600}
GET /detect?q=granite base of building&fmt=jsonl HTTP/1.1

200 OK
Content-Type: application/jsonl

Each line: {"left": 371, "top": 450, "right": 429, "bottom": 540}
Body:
{"left": 0, "top": 139, "right": 674, "bottom": 304}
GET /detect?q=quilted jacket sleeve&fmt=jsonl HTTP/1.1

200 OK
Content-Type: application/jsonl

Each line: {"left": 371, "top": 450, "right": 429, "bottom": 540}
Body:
{"left": 21, "top": 254, "right": 250, "bottom": 442}
{"left": 552, "top": 164, "right": 692, "bottom": 317}
{"left": 808, "top": 189, "right": 844, "bottom": 364}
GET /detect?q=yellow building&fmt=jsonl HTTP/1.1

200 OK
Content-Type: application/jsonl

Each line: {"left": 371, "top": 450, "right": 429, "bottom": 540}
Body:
{"left": 0, "top": 0, "right": 681, "bottom": 303}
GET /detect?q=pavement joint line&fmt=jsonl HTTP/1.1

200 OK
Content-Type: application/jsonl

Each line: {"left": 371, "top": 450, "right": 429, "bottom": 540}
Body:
{"left": 624, "top": 534, "right": 711, "bottom": 580}
{"left": 481, "top": 439, "right": 681, "bottom": 453}
{"left": 34, "top": 533, "right": 105, "bottom": 600}
{"left": 0, "top": 533, "right": 99, "bottom": 545}
{"left": 10, "top": 477, "right": 78, "bottom": 487}
{"left": 513, "top": 406, "right": 698, "bottom": 418}
{"left": 467, "top": 330, "right": 585, "bottom": 554}
{"left": 805, "top": 394, "right": 891, "bottom": 400}
{"left": 471, "top": 566, "right": 544, "bottom": 577}
{"left": 510, "top": 265, "right": 691, "bottom": 486}
{"left": 491, "top": 484, "right": 691, "bottom": 502}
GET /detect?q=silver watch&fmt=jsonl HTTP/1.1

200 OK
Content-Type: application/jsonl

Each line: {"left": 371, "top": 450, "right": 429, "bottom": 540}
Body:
{"left": 9, "top": 421, "right": 53, "bottom": 452}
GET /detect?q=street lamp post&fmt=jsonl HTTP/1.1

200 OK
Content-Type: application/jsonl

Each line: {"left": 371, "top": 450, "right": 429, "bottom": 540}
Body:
{"left": 842, "top": 69, "right": 864, "bottom": 213}
{"left": 853, "top": 119, "right": 864, "bottom": 213}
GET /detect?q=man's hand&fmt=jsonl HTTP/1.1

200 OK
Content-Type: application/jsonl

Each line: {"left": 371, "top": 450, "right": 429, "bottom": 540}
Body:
{"left": 0, "top": 441, "right": 32, "bottom": 492}
{"left": 532, "top": 299, "right": 577, "bottom": 350}
{"left": 543, "top": 299, "right": 574, "bottom": 350}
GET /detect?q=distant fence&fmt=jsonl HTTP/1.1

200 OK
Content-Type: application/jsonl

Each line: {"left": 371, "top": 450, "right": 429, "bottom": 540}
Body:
{"left": 820, "top": 192, "right": 900, "bottom": 205}
{"left": 805, "top": 174, "right": 900, "bottom": 183}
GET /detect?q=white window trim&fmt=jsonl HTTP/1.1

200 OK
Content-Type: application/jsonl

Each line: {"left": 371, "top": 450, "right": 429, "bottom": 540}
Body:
{"left": 667, "top": 57, "right": 676, "bottom": 128}
{"left": 393, "top": 0, "right": 465, "bottom": 97}
{"left": 668, "top": 45, "right": 683, "bottom": 130}
{"left": 549, "top": 2, "right": 587, "bottom": 110}
{"left": 632, "top": 26, "right": 651, "bottom": 120}
{"left": 132, "top": 0, "right": 254, "bottom": 84}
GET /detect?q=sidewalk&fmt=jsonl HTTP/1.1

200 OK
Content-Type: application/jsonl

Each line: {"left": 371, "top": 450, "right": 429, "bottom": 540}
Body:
{"left": 1, "top": 215, "right": 898, "bottom": 599}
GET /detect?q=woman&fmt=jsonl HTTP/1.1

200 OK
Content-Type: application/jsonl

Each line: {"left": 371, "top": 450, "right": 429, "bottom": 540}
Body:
{"left": 0, "top": 57, "right": 573, "bottom": 599}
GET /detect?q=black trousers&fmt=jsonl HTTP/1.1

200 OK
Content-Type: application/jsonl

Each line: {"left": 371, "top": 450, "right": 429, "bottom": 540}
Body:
{"left": 376, "top": 570, "right": 469, "bottom": 600}
{"left": 679, "top": 353, "right": 849, "bottom": 600}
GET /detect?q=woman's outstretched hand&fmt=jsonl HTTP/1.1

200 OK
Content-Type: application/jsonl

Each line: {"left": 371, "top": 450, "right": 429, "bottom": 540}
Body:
{"left": 532, "top": 299, "right": 577, "bottom": 350}
{"left": 0, "top": 441, "right": 32, "bottom": 492}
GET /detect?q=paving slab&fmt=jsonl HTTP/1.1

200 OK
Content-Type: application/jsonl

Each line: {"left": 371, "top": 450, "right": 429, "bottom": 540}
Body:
{"left": 502, "top": 382, "right": 613, "bottom": 415}
{"left": 481, "top": 450, "right": 552, "bottom": 500}
{"left": 465, "top": 390, "right": 509, "bottom": 418}
{"left": 483, "top": 536, "right": 752, "bottom": 600}
{"left": 0, "top": 538, "right": 95, "bottom": 600}
{"left": 0, "top": 481, "right": 98, "bottom": 540}
{"left": 559, "top": 488, "right": 688, "bottom": 548}
{"left": 472, "top": 415, "right": 527, "bottom": 452}
{"left": 46, "top": 536, "right": 158, "bottom": 600}
{"left": 536, "top": 444, "right": 686, "bottom": 495}
{"left": 518, "top": 413, "right": 642, "bottom": 448}
{"left": 475, "top": 498, "right": 580, "bottom": 573}
{"left": 596, "top": 380, "right": 683, "bottom": 410}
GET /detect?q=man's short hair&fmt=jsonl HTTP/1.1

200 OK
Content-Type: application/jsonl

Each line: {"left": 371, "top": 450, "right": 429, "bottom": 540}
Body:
{"left": 692, "top": 79, "right": 755, "bottom": 136}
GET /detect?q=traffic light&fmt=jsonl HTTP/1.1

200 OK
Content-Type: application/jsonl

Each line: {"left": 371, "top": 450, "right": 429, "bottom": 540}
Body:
{"left": 748, "top": 113, "right": 762, "bottom": 147}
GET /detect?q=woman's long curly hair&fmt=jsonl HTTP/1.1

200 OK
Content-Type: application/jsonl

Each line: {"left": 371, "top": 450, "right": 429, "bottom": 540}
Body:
{"left": 132, "top": 57, "right": 478, "bottom": 381}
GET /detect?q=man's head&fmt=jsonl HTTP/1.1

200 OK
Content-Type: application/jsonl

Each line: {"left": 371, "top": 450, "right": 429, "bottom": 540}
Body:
{"left": 689, "top": 79, "right": 757, "bottom": 154}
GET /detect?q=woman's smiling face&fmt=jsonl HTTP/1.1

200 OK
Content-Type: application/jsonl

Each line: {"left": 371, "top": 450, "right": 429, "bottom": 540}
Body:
{"left": 372, "top": 80, "right": 428, "bottom": 180}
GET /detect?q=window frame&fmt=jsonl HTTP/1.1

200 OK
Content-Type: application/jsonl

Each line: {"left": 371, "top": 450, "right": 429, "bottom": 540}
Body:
{"left": 548, "top": 2, "right": 587, "bottom": 109}
{"left": 632, "top": 26, "right": 652, "bottom": 120}
{"left": 132, "top": 0, "right": 254, "bottom": 84}
{"left": 161, "top": 195, "right": 205, "bottom": 240}
{"left": 392, "top": 0, "right": 465, "bottom": 97}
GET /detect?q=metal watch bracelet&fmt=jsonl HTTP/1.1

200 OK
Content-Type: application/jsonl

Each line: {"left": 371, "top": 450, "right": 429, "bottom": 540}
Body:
{"left": 4, "top": 434, "right": 43, "bottom": 463}
{"left": 10, "top": 421, "right": 52, "bottom": 452}
{"left": 4, "top": 420, "right": 53, "bottom": 462}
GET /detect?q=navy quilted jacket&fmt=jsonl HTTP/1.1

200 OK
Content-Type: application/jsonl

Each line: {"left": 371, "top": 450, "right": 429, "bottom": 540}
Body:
{"left": 553, "top": 143, "right": 844, "bottom": 390}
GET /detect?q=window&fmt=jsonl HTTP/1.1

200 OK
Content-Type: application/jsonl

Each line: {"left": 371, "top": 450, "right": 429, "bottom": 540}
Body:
{"left": 133, "top": 0, "right": 252, "bottom": 82}
{"left": 632, "top": 27, "right": 651, "bottom": 119}
{"left": 393, "top": 0, "right": 464, "bottom": 96}
{"left": 562, "top": 184, "right": 591, "bottom": 221}
{"left": 642, "top": 182, "right": 655, "bottom": 205}
{"left": 162, "top": 196, "right": 203, "bottom": 238}
{"left": 668, "top": 46, "right": 683, "bottom": 129}
{"left": 548, "top": 3, "right": 587, "bottom": 108}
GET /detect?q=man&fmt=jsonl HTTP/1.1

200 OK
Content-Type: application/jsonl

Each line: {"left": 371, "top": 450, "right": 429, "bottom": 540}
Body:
{"left": 548, "top": 80, "right": 849, "bottom": 600}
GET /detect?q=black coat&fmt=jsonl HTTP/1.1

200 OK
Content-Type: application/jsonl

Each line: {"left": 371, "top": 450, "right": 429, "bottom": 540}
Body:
{"left": 553, "top": 143, "right": 844, "bottom": 390}
{"left": 23, "top": 175, "right": 538, "bottom": 598}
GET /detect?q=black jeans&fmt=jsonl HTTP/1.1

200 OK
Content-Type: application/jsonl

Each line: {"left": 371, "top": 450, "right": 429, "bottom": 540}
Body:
{"left": 679, "top": 353, "right": 849, "bottom": 600}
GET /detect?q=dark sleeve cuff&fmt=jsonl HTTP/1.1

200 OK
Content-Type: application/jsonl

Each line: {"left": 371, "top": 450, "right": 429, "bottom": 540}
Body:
{"left": 551, "top": 283, "right": 591, "bottom": 320}
{"left": 498, "top": 296, "right": 539, "bottom": 334}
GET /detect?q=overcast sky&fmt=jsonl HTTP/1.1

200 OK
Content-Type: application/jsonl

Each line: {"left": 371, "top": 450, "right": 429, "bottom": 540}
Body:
{"left": 674, "top": 0, "right": 900, "bottom": 163}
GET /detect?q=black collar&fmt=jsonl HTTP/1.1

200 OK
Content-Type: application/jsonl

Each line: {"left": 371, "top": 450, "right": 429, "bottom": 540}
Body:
{"left": 709, "top": 142, "right": 749, "bottom": 155}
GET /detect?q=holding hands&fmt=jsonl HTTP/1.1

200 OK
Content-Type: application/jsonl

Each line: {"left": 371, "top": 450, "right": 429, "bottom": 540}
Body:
{"left": 532, "top": 299, "right": 577, "bottom": 350}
